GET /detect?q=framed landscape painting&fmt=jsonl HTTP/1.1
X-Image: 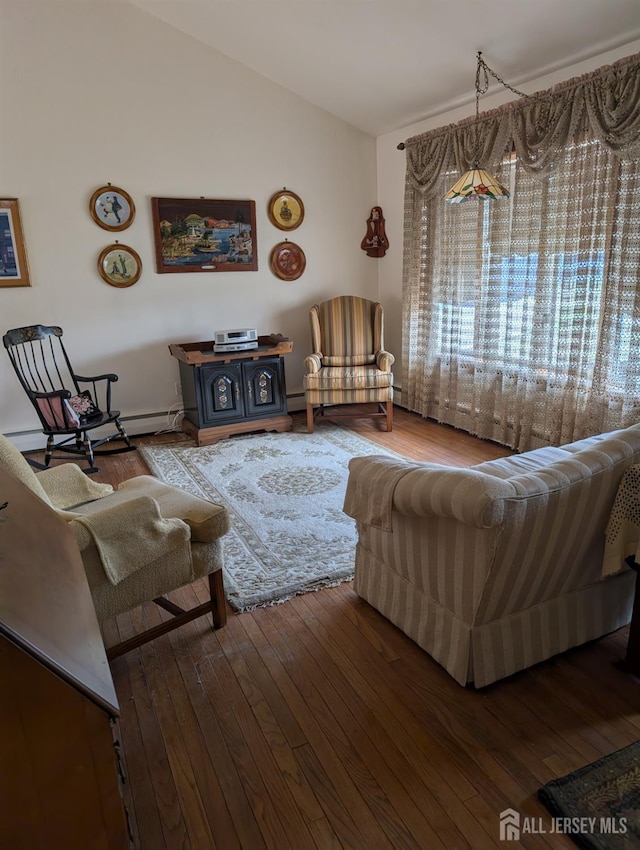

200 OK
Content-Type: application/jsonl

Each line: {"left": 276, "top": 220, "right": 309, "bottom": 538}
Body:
{"left": 0, "top": 199, "right": 31, "bottom": 288}
{"left": 151, "top": 197, "right": 257, "bottom": 273}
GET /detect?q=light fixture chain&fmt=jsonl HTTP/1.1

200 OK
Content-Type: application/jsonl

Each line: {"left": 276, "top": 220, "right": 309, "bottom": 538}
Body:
{"left": 444, "top": 51, "right": 527, "bottom": 202}
{"left": 478, "top": 52, "right": 529, "bottom": 100}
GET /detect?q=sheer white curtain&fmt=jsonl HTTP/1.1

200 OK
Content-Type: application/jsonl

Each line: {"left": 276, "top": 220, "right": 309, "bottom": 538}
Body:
{"left": 402, "top": 54, "right": 640, "bottom": 450}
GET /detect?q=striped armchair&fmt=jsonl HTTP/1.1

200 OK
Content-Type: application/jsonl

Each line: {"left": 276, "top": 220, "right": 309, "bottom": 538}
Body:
{"left": 303, "top": 295, "right": 394, "bottom": 433}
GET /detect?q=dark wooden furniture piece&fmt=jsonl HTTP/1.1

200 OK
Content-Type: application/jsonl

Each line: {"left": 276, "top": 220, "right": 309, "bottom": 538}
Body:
{"left": 3, "top": 324, "right": 134, "bottom": 472}
{"left": 622, "top": 556, "right": 640, "bottom": 676}
{"left": 169, "top": 334, "right": 293, "bottom": 446}
{"left": 0, "top": 468, "right": 132, "bottom": 850}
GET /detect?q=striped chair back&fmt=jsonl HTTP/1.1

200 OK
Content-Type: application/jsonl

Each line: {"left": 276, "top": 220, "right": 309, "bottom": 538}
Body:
{"left": 310, "top": 296, "right": 383, "bottom": 366}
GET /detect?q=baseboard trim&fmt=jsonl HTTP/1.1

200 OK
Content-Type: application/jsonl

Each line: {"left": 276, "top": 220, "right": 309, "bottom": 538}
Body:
{"left": 3, "top": 391, "right": 404, "bottom": 452}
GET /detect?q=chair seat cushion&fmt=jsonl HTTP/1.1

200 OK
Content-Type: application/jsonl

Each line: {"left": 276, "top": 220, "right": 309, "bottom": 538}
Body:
{"left": 304, "top": 365, "right": 392, "bottom": 391}
{"left": 322, "top": 354, "right": 376, "bottom": 367}
{"left": 118, "top": 475, "right": 230, "bottom": 543}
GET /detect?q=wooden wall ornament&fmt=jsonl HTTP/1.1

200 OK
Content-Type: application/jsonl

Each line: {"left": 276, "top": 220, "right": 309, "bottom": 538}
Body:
{"left": 269, "top": 240, "right": 306, "bottom": 280}
{"left": 361, "top": 206, "right": 389, "bottom": 257}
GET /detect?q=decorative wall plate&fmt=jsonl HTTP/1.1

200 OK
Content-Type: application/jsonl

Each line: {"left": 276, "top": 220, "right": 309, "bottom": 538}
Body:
{"left": 98, "top": 243, "right": 142, "bottom": 287}
{"left": 90, "top": 184, "right": 135, "bottom": 231}
{"left": 269, "top": 240, "right": 306, "bottom": 280}
{"left": 267, "top": 188, "right": 304, "bottom": 231}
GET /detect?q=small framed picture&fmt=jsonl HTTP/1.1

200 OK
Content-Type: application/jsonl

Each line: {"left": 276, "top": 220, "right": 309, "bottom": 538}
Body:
{"left": 267, "top": 189, "right": 304, "bottom": 231}
{"left": 97, "top": 243, "right": 142, "bottom": 287}
{"left": 90, "top": 185, "right": 135, "bottom": 231}
{"left": 0, "top": 199, "right": 31, "bottom": 287}
{"left": 269, "top": 240, "right": 306, "bottom": 280}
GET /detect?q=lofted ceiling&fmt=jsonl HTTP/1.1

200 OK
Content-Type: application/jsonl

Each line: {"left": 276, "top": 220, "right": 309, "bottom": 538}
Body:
{"left": 128, "top": 0, "right": 640, "bottom": 136}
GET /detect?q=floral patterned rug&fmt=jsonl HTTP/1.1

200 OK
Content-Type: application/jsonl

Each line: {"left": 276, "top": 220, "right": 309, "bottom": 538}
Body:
{"left": 538, "top": 741, "right": 640, "bottom": 849}
{"left": 139, "top": 424, "right": 402, "bottom": 611}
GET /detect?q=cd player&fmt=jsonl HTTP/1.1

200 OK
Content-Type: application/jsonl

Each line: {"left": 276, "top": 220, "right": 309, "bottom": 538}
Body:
{"left": 213, "top": 327, "right": 258, "bottom": 353}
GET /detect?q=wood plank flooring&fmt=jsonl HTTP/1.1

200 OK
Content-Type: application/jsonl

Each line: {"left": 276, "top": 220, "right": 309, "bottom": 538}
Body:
{"left": 45, "top": 409, "right": 640, "bottom": 849}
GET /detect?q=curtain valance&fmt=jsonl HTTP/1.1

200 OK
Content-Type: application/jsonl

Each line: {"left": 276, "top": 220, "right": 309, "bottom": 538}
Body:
{"left": 405, "top": 52, "right": 640, "bottom": 197}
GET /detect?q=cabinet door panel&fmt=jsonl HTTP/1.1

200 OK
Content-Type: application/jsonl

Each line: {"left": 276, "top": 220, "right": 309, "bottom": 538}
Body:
{"left": 201, "top": 363, "right": 245, "bottom": 423}
{"left": 244, "top": 359, "right": 286, "bottom": 418}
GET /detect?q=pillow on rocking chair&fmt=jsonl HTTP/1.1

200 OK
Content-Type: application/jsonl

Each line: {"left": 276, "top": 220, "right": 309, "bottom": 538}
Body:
{"left": 36, "top": 396, "right": 81, "bottom": 430}
{"left": 36, "top": 391, "right": 101, "bottom": 430}
{"left": 68, "top": 390, "right": 102, "bottom": 422}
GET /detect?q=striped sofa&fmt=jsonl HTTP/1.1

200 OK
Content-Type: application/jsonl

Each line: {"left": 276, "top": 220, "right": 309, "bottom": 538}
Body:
{"left": 303, "top": 295, "right": 394, "bottom": 433}
{"left": 343, "top": 424, "right": 640, "bottom": 687}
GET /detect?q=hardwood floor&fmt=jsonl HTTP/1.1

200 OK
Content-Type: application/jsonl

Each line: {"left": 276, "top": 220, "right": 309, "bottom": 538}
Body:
{"left": 61, "top": 409, "right": 640, "bottom": 849}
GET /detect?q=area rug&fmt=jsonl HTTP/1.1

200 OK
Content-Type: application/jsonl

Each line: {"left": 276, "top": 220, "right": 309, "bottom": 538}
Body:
{"left": 538, "top": 741, "right": 640, "bottom": 849}
{"left": 139, "top": 424, "right": 402, "bottom": 611}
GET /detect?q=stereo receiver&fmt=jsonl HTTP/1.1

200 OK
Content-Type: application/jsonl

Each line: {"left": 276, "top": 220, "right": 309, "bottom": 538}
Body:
{"left": 213, "top": 327, "right": 259, "bottom": 353}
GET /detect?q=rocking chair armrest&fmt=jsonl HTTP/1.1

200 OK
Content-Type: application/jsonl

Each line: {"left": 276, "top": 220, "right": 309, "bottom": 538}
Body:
{"left": 74, "top": 373, "right": 119, "bottom": 384}
{"left": 32, "top": 388, "right": 71, "bottom": 399}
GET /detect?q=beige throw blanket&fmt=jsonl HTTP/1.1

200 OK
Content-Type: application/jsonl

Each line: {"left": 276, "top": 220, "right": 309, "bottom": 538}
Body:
{"left": 71, "top": 493, "right": 192, "bottom": 585}
{"left": 343, "top": 455, "right": 413, "bottom": 531}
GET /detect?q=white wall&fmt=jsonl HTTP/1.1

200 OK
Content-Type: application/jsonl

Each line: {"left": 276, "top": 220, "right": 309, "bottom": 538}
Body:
{"left": 0, "top": 1, "right": 377, "bottom": 447}
{"left": 376, "top": 39, "right": 640, "bottom": 402}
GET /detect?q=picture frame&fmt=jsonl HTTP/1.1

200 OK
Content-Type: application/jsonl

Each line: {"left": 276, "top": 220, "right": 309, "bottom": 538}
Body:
{"left": 151, "top": 197, "right": 257, "bottom": 273}
{"left": 267, "top": 189, "right": 304, "bottom": 231}
{"left": 97, "top": 243, "right": 142, "bottom": 288}
{"left": 90, "top": 185, "right": 135, "bottom": 232}
{"left": 0, "top": 199, "right": 31, "bottom": 288}
{"left": 269, "top": 240, "right": 306, "bottom": 281}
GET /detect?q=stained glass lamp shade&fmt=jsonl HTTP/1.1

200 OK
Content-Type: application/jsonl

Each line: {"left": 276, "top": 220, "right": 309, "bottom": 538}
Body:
{"left": 443, "top": 166, "right": 510, "bottom": 203}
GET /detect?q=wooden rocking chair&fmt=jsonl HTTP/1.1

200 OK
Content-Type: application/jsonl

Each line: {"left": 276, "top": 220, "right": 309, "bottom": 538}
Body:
{"left": 3, "top": 324, "right": 135, "bottom": 473}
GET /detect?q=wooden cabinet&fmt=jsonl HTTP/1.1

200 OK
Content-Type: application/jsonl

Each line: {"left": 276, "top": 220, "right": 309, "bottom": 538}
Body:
{"left": 0, "top": 468, "right": 132, "bottom": 850}
{"left": 198, "top": 357, "right": 286, "bottom": 424}
{"left": 170, "top": 334, "right": 293, "bottom": 445}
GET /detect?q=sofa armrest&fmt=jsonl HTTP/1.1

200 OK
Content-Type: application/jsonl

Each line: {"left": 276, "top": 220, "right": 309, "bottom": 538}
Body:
{"left": 346, "top": 456, "right": 516, "bottom": 529}
{"left": 393, "top": 466, "right": 516, "bottom": 527}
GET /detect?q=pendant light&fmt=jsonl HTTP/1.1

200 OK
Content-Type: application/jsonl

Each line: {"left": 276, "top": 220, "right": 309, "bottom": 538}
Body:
{"left": 444, "top": 52, "right": 527, "bottom": 204}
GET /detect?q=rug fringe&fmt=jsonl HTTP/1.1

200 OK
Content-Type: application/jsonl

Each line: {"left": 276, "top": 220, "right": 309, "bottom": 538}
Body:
{"left": 232, "top": 574, "right": 354, "bottom": 613}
